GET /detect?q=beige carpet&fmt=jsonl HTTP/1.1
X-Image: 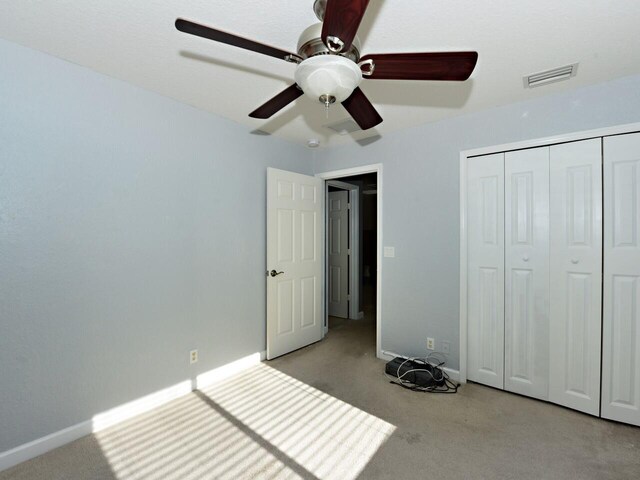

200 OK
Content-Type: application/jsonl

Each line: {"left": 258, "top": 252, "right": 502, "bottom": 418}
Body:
{"left": 2, "top": 315, "right": 640, "bottom": 479}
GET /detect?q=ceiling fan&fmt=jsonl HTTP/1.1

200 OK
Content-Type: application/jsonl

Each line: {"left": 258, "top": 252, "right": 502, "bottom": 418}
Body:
{"left": 175, "top": 0, "right": 478, "bottom": 131}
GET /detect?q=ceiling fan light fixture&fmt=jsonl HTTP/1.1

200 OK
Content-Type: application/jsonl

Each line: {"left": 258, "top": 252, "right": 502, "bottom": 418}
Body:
{"left": 294, "top": 55, "right": 362, "bottom": 104}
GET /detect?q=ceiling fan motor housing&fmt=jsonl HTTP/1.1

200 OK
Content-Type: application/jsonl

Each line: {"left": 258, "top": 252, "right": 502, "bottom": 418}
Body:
{"left": 313, "top": 0, "right": 328, "bottom": 21}
{"left": 296, "top": 23, "right": 361, "bottom": 62}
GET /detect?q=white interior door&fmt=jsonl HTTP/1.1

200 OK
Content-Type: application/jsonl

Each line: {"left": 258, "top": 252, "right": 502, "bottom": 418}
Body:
{"left": 266, "top": 168, "right": 324, "bottom": 360}
{"left": 467, "top": 153, "right": 505, "bottom": 389}
{"left": 504, "top": 147, "right": 550, "bottom": 400}
{"left": 328, "top": 190, "right": 349, "bottom": 318}
{"left": 602, "top": 133, "right": 640, "bottom": 426}
{"left": 549, "top": 139, "right": 602, "bottom": 416}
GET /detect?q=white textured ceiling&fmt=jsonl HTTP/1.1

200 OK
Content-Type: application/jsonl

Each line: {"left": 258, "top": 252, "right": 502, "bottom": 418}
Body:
{"left": 2, "top": 0, "right": 640, "bottom": 148}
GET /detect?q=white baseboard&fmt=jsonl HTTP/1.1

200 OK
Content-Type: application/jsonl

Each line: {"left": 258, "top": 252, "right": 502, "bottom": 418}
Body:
{"left": 0, "top": 420, "right": 93, "bottom": 473}
{"left": 0, "top": 351, "right": 265, "bottom": 473}
{"left": 196, "top": 351, "right": 264, "bottom": 389}
{"left": 91, "top": 380, "right": 194, "bottom": 432}
{"left": 442, "top": 367, "right": 461, "bottom": 382}
{"left": 380, "top": 350, "right": 398, "bottom": 361}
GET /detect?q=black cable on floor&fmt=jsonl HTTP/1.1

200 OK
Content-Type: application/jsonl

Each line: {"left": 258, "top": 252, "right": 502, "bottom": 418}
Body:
{"left": 385, "top": 354, "right": 460, "bottom": 394}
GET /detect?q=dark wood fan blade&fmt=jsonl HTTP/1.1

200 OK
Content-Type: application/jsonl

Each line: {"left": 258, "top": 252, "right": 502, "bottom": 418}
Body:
{"left": 249, "top": 84, "right": 303, "bottom": 119}
{"left": 360, "top": 52, "right": 478, "bottom": 81}
{"left": 341, "top": 87, "right": 382, "bottom": 130}
{"left": 321, "top": 0, "right": 370, "bottom": 53}
{"left": 175, "top": 18, "right": 296, "bottom": 62}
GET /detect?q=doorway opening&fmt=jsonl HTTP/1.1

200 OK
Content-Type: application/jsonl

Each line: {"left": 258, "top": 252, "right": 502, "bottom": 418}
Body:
{"left": 323, "top": 171, "right": 379, "bottom": 352}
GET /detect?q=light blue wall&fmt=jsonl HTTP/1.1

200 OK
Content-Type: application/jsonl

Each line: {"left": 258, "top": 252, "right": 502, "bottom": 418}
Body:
{"left": 313, "top": 74, "right": 640, "bottom": 370}
{"left": 0, "top": 39, "right": 311, "bottom": 452}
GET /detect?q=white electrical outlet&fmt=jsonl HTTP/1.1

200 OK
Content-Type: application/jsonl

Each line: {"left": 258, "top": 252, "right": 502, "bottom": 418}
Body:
{"left": 190, "top": 349, "right": 198, "bottom": 364}
{"left": 426, "top": 338, "right": 435, "bottom": 350}
{"left": 442, "top": 341, "right": 451, "bottom": 354}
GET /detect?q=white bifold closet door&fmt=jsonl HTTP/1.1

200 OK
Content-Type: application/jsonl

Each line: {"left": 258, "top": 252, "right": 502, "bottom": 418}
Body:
{"left": 504, "top": 148, "right": 550, "bottom": 400}
{"left": 602, "top": 132, "right": 640, "bottom": 426}
{"left": 548, "top": 139, "right": 603, "bottom": 416}
{"left": 467, "top": 153, "right": 505, "bottom": 389}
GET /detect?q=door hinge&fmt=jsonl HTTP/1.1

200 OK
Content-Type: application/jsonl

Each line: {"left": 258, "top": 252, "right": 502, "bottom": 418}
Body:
{"left": 347, "top": 203, "right": 351, "bottom": 210}
{"left": 347, "top": 294, "right": 351, "bottom": 301}
{"left": 347, "top": 248, "right": 351, "bottom": 255}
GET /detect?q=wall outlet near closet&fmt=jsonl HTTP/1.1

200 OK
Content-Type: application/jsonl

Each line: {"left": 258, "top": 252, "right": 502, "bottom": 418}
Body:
{"left": 426, "top": 338, "right": 435, "bottom": 350}
{"left": 190, "top": 349, "right": 198, "bottom": 364}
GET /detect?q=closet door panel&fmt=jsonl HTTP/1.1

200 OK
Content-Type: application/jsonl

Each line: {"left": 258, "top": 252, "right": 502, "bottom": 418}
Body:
{"left": 549, "top": 139, "right": 602, "bottom": 416}
{"left": 467, "top": 153, "right": 505, "bottom": 389}
{"left": 504, "top": 148, "right": 550, "bottom": 400}
{"left": 602, "top": 133, "right": 640, "bottom": 426}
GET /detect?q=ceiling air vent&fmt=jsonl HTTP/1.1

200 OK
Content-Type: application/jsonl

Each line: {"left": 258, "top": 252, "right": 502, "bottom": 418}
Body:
{"left": 524, "top": 63, "right": 578, "bottom": 89}
{"left": 324, "top": 118, "right": 361, "bottom": 135}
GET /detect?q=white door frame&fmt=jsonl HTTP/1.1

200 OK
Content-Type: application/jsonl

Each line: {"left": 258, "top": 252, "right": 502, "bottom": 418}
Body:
{"left": 326, "top": 180, "right": 361, "bottom": 322}
{"left": 460, "top": 121, "right": 640, "bottom": 384}
{"left": 316, "top": 164, "right": 383, "bottom": 359}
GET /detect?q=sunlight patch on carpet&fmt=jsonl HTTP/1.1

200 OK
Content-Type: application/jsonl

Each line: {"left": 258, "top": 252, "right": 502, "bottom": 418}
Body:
{"left": 95, "top": 363, "right": 395, "bottom": 479}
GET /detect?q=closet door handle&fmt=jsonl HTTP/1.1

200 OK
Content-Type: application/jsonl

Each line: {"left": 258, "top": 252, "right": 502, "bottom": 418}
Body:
{"left": 571, "top": 258, "right": 579, "bottom": 264}
{"left": 522, "top": 255, "right": 529, "bottom": 262}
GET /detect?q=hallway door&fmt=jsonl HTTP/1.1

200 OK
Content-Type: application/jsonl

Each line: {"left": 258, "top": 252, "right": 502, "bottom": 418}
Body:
{"left": 328, "top": 190, "right": 349, "bottom": 318}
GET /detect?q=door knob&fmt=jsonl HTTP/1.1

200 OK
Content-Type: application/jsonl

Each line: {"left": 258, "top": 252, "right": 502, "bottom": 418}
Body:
{"left": 269, "top": 270, "right": 284, "bottom": 277}
{"left": 522, "top": 255, "right": 529, "bottom": 262}
{"left": 571, "top": 258, "right": 579, "bottom": 264}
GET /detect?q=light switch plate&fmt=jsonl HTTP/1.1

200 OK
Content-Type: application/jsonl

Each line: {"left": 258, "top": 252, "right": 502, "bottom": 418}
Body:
{"left": 384, "top": 246, "right": 395, "bottom": 258}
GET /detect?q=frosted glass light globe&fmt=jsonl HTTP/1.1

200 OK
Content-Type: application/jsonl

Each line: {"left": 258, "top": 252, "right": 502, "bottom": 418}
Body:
{"left": 294, "top": 55, "right": 362, "bottom": 103}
